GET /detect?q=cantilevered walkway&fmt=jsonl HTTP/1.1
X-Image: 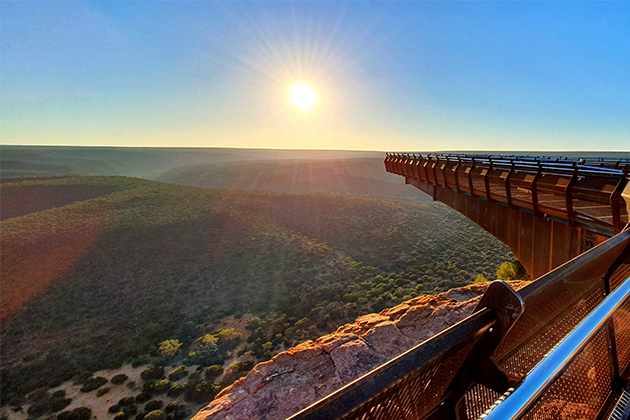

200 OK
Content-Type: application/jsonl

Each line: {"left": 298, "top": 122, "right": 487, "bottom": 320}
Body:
{"left": 385, "top": 154, "right": 630, "bottom": 278}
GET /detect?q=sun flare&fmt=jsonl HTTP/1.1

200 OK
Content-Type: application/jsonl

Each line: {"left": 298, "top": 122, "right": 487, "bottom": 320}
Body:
{"left": 290, "top": 84, "right": 316, "bottom": 108}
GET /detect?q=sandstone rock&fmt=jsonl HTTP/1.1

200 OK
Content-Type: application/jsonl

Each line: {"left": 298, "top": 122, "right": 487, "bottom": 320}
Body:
{"left": 195, "top": 281, "right": 531, "bottom": 420}
{"left": 354, "top": 313, "right": 390, "bottom": 329}
{"left": 315, "top": 332, "right": 359, "bottom": 354}
{"left": 329, "top": 339, "right": 388, "bottom": 382}
{"left": 362, "top": 321, "right": 416, "bottom": 359}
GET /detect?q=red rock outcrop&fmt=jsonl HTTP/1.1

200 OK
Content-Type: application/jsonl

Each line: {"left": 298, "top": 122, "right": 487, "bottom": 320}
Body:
{"left": 193, "top": 281, "right": 530, "bottom": 420}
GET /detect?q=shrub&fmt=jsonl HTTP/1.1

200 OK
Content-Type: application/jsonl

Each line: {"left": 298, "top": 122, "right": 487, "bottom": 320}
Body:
{"left": 132, "top": 357, "right": 150, "bottom": 368}
{"left": 51, "top": 390, "right": 66, "bottom": 398}
{"left": 114, "top": 413, "right": 128, "bottom": 420}
{"left": 111, "top": 374, "right": 129, "bottom": 385}
{"left": 119, "top": 397, "right": 135, "bottom": 406}
{"left": 27, "top": 398, "right": 72, "bottom": 417}
{"left": 142, "top": 380, "right": 157, "bottom": 393}
{"left": 126, "top": 381, "right": 137, "bottom": 390}
{"left": 185, "top": 383, "right": 221, "bottom": 404}
{"left": 72, "top": 372, "right": 93, "bottom": 385}
{"left": 140, "top": 367, "right": 164, "bottom": 381}
{"left": 473, "top": 274, "right": 488, "bottom": 284}
{"left": 57, "top": 407, "right": 92, "bottom": 420}
{"left": 135, "top": 392, "right": 152, "bottom": 404}
{"left": 27, "top": 389, "right": 50, "bottom": 403}
{"left": 496, "top": 261, "right": 519, "bottom": 280}
{"left": 152, "top": 380, "right": 170, "bottom": 395}
{"left": 143, "top": 410, "right": 164, "bottom": 420}
{"left": 121, "top": 405, "right": 138, "bottom": 416}
{"left": 167, "top": 366, "right": 188, "bottom": 382}
{"left": 164, "top": 403, "right": 188, "bottom": 420}
{"left": 204, "top": 365, "right": 223, "bottom": 380}
{"left": 80, "top": 376, "right": 108, "bottom": 393}
{"left": 108, "top": 405, "right": 121, "bottom": 414}
{"left": 96, "top": 387, "right": 110, "bottom": 397}
{"left": 158, "top": 340, "right": 182, "bottom": 357}
{"left": 144, "top": 400, "right": 163, "bottom": 412}
{"left": 166, "top": 384, "right": 185, "bottom": 398}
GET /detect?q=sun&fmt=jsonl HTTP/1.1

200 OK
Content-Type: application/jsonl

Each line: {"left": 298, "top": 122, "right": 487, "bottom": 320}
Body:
{"left": 290, "top": 84, "right": 316, "bottom": 108}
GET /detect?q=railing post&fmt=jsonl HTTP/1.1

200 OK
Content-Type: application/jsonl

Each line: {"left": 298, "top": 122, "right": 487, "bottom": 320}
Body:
{"left": 453, "top": 163, "right": 461, "bottom": 193}
{"left": 468, "top": 162, "right": 476, "bottom": 198}
{"left": 566, "top": 167, "right": 578, "bottom": 227}
{"left": 484, "top": 164, "right": 494, "bottom": 203}
{"left": 505, "top": 165, "right": 514, "bottom": 209}
{"left": 611, "top": 178, "right": 629, "bottom": 235}
{"left": 531, "top": 167, "right": 542, "bottom": 217}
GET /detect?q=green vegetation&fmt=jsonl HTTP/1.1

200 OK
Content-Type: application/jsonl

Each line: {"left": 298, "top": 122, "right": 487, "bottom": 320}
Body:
{"left": 111, "top": 374, "right": 129, "bottom": 385}
{"left": 1, "top": 176, "right": 523, "bottom": 408}
{"left": 57, "top": 407, "right": 92, "bottom": 420}
{"left": 80, "top": 377, "right": 108, "bottom": 393}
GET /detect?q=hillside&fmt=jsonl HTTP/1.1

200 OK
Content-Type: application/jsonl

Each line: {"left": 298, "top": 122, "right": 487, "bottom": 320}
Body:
{"left": 1, "top": 176, "right": 516, "bottom": 412}
{"left": 154, "top": 158, "right": 420, "bottom": 200}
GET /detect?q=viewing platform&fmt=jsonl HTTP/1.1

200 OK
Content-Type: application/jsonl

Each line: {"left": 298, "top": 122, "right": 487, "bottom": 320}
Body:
{"left": 384, "top": 153, "right": 630, "bottom": 278}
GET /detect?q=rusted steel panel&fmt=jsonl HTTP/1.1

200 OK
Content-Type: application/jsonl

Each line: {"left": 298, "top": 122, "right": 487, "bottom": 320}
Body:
{"left": 532, "top": 218, "right": 553, "bottom": 277}
{"left": 518, "top": 212, "right": 536, "bottom": 277}
{"left": 551, "top": 221, "right": 573, "bottom": 271}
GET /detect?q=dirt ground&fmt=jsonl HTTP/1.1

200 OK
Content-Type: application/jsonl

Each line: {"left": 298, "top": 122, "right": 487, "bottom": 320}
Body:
{"left": 1, "top": 365, "right": 207, "bottom": 420}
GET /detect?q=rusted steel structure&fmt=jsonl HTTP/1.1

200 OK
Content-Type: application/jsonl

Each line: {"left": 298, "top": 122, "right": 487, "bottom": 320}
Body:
{"left": 384, "top": 153, "right": 630, "bottom": 278}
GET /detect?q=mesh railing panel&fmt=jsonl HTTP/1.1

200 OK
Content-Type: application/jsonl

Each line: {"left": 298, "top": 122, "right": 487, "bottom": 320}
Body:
{"left": 614, "top": 300, "right": 630, "bottom": 374}
{"left": 338, "top": 340, "right": 477, "bottom": 420}
{"left": 611, "top": 264, "right": 630, "bottom": 290}
{"left": 521, "top": 327, "right": 613, "bottom": 420}
{"left": 494, "top": 282, "right": 605, "bottom": 376}
{"left": 464, "top": 383, "right": 501, "bottom": 420}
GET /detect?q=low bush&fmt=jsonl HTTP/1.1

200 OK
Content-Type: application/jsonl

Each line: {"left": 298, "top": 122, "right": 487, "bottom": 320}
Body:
{"left": 27, "top": 389, "right": 49, "bottom": 403}
{"left": 96, "top": 387, "right": 110, "bottom": 397}
{"left": 167, "top": 367, "right": 187, "bottom": 382}
{"left": 80, "top": 377, "right": 108, "bottom": 393}
{"left": 166, "top": 384, "right": 185, "bottom": 398}
{"left": 72, "top": 372, "right": 93, "bottom": 385}
{"left": 119, "top": 397, "right": 135, "bottom": 406}
{"left": 27, "top": 397, "right": 72, "bottom": 417}
{"left": 140, "top": 367, "right": 164, "bottom": 381}
{"left": 144, "top": 401, "right": 163, "bottom": 412}
{"left": 121, "top": 405, "right": 138, "bottom": 416}
{"left": 135, "top": 391, "right": 152, "bottom": 404}
{"left": 152, "top": 380, "right": 170, "bottom": 395}
{"left": 111, "top": 374, "right": 129, "bottom": 385}
{"left": 132, "top": 357, "right": 150, "bottom": 368}
{"left": 113, "top": 413, "right": 128, "bottom": 420}
{"left": 143, "top": 410, "right": 164, "bottom": 420}
{"left": 204, "top": 365, "right": 223, "bottom": 380}
{"left": 57, "top": 407, "right": 92, "bottom": 420}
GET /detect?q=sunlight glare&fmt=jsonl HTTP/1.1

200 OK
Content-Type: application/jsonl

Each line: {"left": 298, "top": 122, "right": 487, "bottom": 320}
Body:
{"left": 290, "top": 84, "right": 316, "bottom": 108}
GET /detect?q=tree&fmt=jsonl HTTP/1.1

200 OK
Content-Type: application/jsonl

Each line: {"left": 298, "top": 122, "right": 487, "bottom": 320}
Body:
{"left": 473, "top": 274, "right": 488, "bottom": 284}
{"left": 158, "top": 340, "right": 182, "bottom": 357}
{"left": 496, "top": 262, "right": 519, "bottom": 280}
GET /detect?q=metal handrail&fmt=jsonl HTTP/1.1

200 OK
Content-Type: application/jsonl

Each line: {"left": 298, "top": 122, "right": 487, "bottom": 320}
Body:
{"left": 483, "top": 275, "right": 630, "bottom": 420}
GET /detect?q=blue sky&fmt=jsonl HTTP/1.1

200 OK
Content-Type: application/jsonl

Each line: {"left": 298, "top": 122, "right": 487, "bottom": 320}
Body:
{"left": 1, "top": 1, "right": 629, "bottom": 151}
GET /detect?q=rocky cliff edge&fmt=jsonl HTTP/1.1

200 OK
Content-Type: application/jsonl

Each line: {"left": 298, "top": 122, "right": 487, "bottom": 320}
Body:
{"left": 193, "top": 281, "right": 530, "bottom": 420}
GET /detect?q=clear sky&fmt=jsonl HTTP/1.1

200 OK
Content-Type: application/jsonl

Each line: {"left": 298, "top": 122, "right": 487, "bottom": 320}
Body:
{"left": 1, "top": 1, "right": 629, "bottom": 152}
